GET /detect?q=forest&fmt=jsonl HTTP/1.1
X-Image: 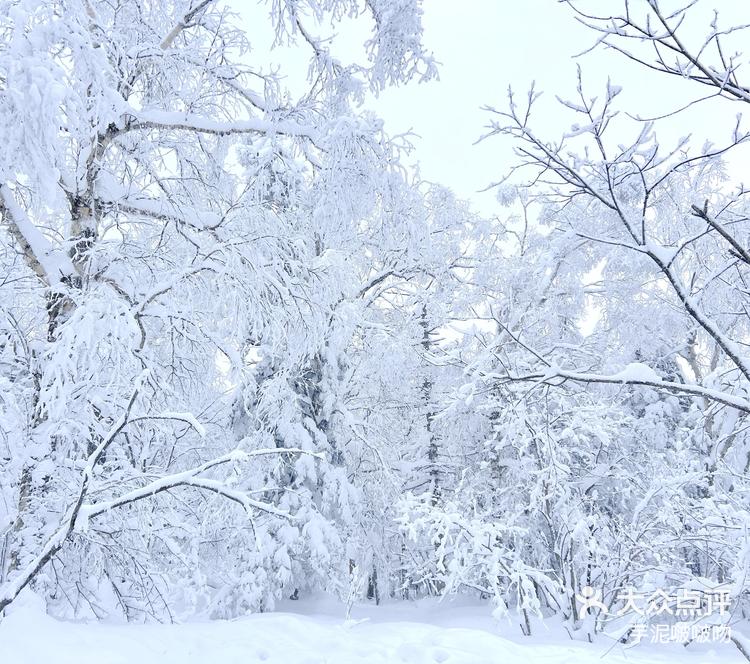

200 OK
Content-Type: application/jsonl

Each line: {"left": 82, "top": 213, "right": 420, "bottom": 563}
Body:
{"left": 1, "top": 1, "right": 749, "bottom": 662}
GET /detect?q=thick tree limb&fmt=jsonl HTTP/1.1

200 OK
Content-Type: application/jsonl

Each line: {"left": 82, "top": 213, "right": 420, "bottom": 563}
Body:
{"left": 160, "top": 0, "right": 215, "bottom": 50}
{"left": 0, "top": 185, "right": 76, "bottom": 286}
{"left": 130, "top": 110, "right": 321, "bottom": 142}
{"left": 499, "top": 365, "right": 750, "bottom": 414}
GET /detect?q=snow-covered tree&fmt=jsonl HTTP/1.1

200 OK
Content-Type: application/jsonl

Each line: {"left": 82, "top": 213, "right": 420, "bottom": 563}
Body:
{"left": 394, "top": 4, "right": 750, "bottom": 657}
{"left": 0, "top": 0, "right": 440, "bottom": 618}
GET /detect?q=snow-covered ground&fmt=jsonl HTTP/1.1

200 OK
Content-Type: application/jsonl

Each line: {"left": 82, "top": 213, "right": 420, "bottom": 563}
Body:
{"left": 0, "top": 593, "right": 744, "bottom": 664}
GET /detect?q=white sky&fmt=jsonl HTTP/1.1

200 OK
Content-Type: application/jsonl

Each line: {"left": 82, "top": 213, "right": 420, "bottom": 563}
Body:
{"left": 236, "top": 0, "right": 750, "bottom": 214}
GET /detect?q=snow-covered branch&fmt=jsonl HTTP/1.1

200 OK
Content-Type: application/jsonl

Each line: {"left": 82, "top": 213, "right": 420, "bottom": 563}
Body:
{"left": 76, "top": 447, "right": 322, "bottom": 527}
{"left": 129, "top": 110, "right": 321, "bottom": 143}
{"left": 0, "top": 185, "right": 76, "bottom": 285}
{"left": 504, "top": 363, "right": 750, "bottom": 414}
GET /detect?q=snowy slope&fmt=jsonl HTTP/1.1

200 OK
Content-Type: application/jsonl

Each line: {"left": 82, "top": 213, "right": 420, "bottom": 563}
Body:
{"left": 0, "top": 593, "right": 744, "bottom": 664}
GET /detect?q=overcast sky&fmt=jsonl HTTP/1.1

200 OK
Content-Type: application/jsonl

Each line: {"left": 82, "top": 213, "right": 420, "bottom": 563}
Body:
{"left": 238, "top": 1, "right": 750, "bottom": 213}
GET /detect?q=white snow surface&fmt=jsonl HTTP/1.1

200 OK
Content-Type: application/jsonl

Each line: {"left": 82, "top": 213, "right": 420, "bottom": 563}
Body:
{"left": 0, "top": 593, "right": 743, "bottom": 663}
